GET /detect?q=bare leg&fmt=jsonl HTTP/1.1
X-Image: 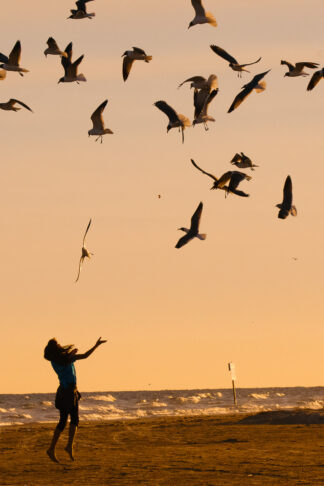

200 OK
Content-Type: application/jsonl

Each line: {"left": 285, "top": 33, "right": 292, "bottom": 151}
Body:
{"left": 47, "top": 426, "right": 61, "bottom": 463}
{"left": 65, "top": 423, "right": 77, "bottom": 460}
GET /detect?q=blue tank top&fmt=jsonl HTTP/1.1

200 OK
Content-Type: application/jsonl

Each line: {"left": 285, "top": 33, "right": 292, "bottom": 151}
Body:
{"left": 51, "top": 361, "right": 77, "bottom": 389}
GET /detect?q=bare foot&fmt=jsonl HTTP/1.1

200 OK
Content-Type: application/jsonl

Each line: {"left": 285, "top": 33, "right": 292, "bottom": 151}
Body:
{"left": 47, "top": 449, "right": 59, "bottom": 463}
{"left": 64, "top": 446, "right": 75, "bottom": 461}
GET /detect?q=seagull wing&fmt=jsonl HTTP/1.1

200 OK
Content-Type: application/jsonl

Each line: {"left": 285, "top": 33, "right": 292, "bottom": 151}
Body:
{"left": 240, "top": 56, "right": 262, "bottom": 68}
{"left": 8, "top": 40, "right": 21, "bottom": 66}
{"left": 75, "top": 256, "right": 84, "bottom": 282}
{"left": 230, "top": 189, "right": 250, "bottom": 198}
{"left": 122, "top": 55, "right": 134, "bottom": 81}
{"left": 202, "top": 88, "right": 218, "bottom": 115}
{"left": 62, "top": 42, "right": 73, "bottom": 64}
{"left": 91, "top": 100, "right": 107, "bottom": 130}
{"left": 307, "top": 68, "right": 324, "bottom": 91}
{"left": 0, "top": 53, "right": 9, "bottom": 63}
{"left": 228, "top": 172, "right": 250, "bottom": 192}
{"left": 76, "top": 0, "right": 88, "bottom": 13}
{"left": 191, "top": 0, "right": 206, "bottom": 16}
{"left": 178, "top": 76, "right": 206, "bottom": 88}
{"left": 227, "top": 86, "right": 252, "bottom": 113}
{"left": 210, "top": 45, "right": 237, "bottom": 64}
{"left": 68, "top": 55, "right": 84, "bottom": 76}
{"left": 154, "top": 101, "right": 179, "bottom": 123}
{"left": 243, "top": 70, "right": 271, "bottom": 90}
{"left": 282, "top": 175, "right": 293, "bottom": 209}
{"left": 175, "top": 233, "right": 192, "bottom": 249}
{"left": 193, "top": 88, "right": 209, "bottom": 118}
{"left": 281, "top": 60, "right": 294, "bottom": 71}
{"left": 190, "top": 158, "right": 218, "bottom": 182}
{"left": 132, "top": 47, "right": 147, "bottom": 55}
{"left": 217, "top": 171, "right": 233, "bottom": 188}
{"left": 231, "top": 153, "right": 242, "bottom": 164}
{"left": 296, "top": 62, "right": 319, "bottom": 70}
{"left": 47, "top": 37, "right": 59, "bottom": 50}
{"left": 82, "top": 219, "right": 92, "bottom": 246}
{"left": 190, "top": 201, "right": 203, "bottom": 233}
{"left": 10, "top": 99, "right": 33, "bottom": 112}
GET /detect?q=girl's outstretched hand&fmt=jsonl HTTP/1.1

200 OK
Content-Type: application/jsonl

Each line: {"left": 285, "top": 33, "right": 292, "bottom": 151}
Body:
{"left": 96, "top": 337, "right": 107, "bottom": 347}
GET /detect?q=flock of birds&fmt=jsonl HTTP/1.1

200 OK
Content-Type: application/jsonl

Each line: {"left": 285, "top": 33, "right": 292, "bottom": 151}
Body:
{"left": 1, "top": 0, "right": 322, "bottom": 279}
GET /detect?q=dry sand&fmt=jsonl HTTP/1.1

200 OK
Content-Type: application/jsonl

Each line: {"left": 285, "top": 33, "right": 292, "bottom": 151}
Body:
{"left": 1, "top": 411, "right": 324, "bottom": 485}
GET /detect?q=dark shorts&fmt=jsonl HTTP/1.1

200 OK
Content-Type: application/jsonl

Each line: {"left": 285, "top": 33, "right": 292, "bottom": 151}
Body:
{"left": 55, "top": 385, "right": 81, "bottom": 410}
{"left": 55, "top": 385, "right": 81, "bottom": 430}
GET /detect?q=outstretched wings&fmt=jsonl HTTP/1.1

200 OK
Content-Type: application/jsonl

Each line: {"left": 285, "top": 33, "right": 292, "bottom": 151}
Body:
{"left": 210, "top": 45, "right": 237, "bottom": 64}
{"left": 10, "top": 99, "right": 33, "bottom": 112}
{"left": 178, "top": 76, "right": 206, "bottom": 88}
{"left": 91, "top": 100, "right": 108, "bottom": 129}
{"left": 282, "top": 175, "right": 293, "bottom": 209}
{"left": 191, "top": 0, "right": 206, "bottom": 16}
{"left": 307, "top": 68, "right": 324, "bottom": 91}
{"left": 8, "top": 40, "right": 21, "bottom": 66}
{"left": 154, "top": 101, "right": 179, "bottom": 123}
{"left": 190, "top": 158, "right": 218, "bottom": 182}
{"left": 228, "top": 70, "right": 270, "bottom": 113}
{"left": 122, "top": 56, "right": 134, "bottom": 81}
{"left": 47, "top": 37, "right": 59, "bottom": 50}
{"left": 82, "top": 218, "right": 92, "bottom": 246}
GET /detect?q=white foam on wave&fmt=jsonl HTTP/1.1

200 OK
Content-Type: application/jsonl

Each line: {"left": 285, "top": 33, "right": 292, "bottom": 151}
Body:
{"left": 41, "top": 401, "right": 53, "bottom": 407}
{"left": 87, "top": 394, "right": 116, "bottom": 402}
{"left": 276, "top": 393, "right": 285, "bottom": 397}
{"left": 298, "top": 400, "right": 324, "bottom": 410}
{"left": 250, "top": 393, "right": 269, "bottom": 400}
{"left": 0, "top": 408, "right": 8, "bottom": 413}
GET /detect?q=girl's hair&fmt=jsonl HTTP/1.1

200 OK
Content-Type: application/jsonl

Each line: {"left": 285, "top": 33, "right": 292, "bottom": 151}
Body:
{"left": 44, "top": 338, "right": 76, "bottom": 365}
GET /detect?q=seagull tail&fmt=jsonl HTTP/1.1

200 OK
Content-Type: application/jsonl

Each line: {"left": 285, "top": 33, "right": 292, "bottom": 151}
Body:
{"left": 145, "top": 56, "right": 153, "bottom": 63}
{"left": 290, "top": 206, "right": 297, "bottom": 216}
{"left": 197, "top": 233, "right": 207, "bottom": 241}
{"left": 77, "top": 73, "right": 87, "bottom": 82}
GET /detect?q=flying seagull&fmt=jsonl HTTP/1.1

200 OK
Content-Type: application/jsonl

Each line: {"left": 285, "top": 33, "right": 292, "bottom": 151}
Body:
{"left": 193, "top": 89, "right": 218, "bottom": 130}
{"left": 154, "top": 100, "right": 190, "bottom": 144}
{"left": 76, "top": 219, "right": 93, "bottom": 283}
{"left": 210, "top": 45, "right": 261, "bottom": 77}
{"left": 307, "top": 67, "right": 324, "bottom": 91}
{"left": 0, "top": 41, "right": 29, "bottom": 76}
{"left": 0, "top": 99, "right": 33, "bottom": 112}
{"left": 68, "top": 0, "right": 95, "bottom": 19}
{"left": 58, "top": 42, "right": 86, "bottom": 83}
{"left": 281, "top": 60, "right": 319, "bottom": 77}
{"left": 188, "top": 0, "right": 217, "bottom": 28}
{"left": 190, "top": 74, "right": 218, "bottom": 115}
{"left": 228, "top": 70, "right": 270, "bottom": 113}
{"left": 175, "top": 202, "right": 206, "bottom": 249}
{"left": 122, "top": 47, "right": 152, "bottom": 81}
{"left": 178, "top": 74, "right": 217, "bottom": 90}
{"left": 44, "top": 38, "right": 68, "bottom": 58}
{"left": 276, "top": 176, "right": 297, "bottom": 219}
{"left": 190, "top": 158, "right": 251, "bottom": 197}
{"left": 231, "top": 152, "right": 258, "bottom": 171}
{"left": 88, "top": 100, "right": 113, "bottom": 143}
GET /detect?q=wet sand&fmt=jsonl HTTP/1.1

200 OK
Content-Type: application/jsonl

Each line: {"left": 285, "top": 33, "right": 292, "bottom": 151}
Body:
{"left": 1, "top": 411, "right": 324, "bottom": 485}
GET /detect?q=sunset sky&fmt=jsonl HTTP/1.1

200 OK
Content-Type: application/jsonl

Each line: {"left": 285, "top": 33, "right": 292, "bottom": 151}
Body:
{"left": 1, "top": 0, "right": 323, "bottom": 393}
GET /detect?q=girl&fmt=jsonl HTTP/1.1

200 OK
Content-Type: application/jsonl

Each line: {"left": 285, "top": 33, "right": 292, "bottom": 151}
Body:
{"left": 44, "top": 336, "right": 107, "bottom": 462}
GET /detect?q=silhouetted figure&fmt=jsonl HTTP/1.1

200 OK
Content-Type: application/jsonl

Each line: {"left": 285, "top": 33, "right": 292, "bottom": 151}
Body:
{"left": 44, "top": 337, "right": 106, "bottom": 462}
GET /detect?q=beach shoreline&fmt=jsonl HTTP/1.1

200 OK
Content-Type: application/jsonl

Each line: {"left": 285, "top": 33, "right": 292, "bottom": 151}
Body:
{"left": 1, "top": 411, "right": 324, "bottom": 485}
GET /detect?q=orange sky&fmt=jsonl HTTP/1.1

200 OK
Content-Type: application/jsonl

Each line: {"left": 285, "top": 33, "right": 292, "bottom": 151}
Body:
{"left": 1, "top": 0, "right": 323, "bottom": 393}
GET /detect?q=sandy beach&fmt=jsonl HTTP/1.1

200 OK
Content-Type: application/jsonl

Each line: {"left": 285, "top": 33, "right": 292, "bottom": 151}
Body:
{"left": 1, "top": 411, "right": 324, "bottom": 485}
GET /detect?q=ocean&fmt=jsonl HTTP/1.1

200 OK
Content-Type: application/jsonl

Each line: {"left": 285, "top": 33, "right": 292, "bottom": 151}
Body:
{"left": 0, "top": 387, "right": 323, "bottom": 426}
